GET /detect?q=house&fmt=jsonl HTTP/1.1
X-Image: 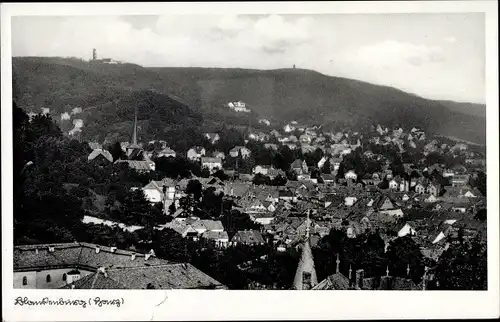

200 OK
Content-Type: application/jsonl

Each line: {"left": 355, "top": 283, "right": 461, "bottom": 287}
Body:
{"left": 201, "top": 231, "right": 229, "bottom": 248}
{"left": 156, "top": 147, "right": 176, "bottom": 158}
{"left": 451, "top": 174, "right": 470, "bottom": 187}
{"left": 427, "top": 183, "right": 441, "bottom": 196}
{"left": 344, "top": 196, "right": 358, "bottom": 207}
{"left": 204, "top": 133, "right": 220, "bottom": 144}
{"left": 317, "top": 157, "right": 329, "bottom": 169}
{"left": 142, "top": 178, "right": 176, "bottom": 204}
{"left": 14, "top": 242, "right": 226, "bottom": 290}
{"left": 114, "top": 160, "right": 155, "bottom": 172}
{"left": 228, "top": 101, "right": 251, "bottom": 112}
{"left": 415, "top": 183, "right": 426, "bottom": 194}
{"left": 267, "top": 168, "right": 286, "bottom": 179}
{"left": 322, "top": 174, "right": 336, "bottom": 184}
{"left": 231, "top": 230, "right": 266, "bottom": 246}
{"left": 229, "top": 146, "right": 251, "bottom": 159}
{"left": 344, "top": 170, "right": 357, "bottom": 181}
{"left": 249, "top": 212, "right": 275, "bottom": 225}
{"left": 299, "top": 134, "right": 312, "bottom": 144}
{"left": 253, "top": 165, "right": 273, "bottom": 176}
{"left": 87, "top": 149, "right": 113, "bottom": 165}
{"left": 279, "top": 189, "right": 296, "bottom": 202}
{"left": 187, "top": 146, "right": 206, "bottom": 161}
{"left": 283, "top": 124, "right": 295, "bottom": 133}
{"left": 291, "top": 159, "right": 308, "bottom": 175}
{"left": 258, "top": 119, "right": 271, "bottom": 126}
{"left": 201, "top": 157, "right": 223, "bottom": 172}
{"left": 398, "top": 222, "right": 417, "bottom": 237}
{"left": 211, "top": 151, "right": 226, "bottom": 160}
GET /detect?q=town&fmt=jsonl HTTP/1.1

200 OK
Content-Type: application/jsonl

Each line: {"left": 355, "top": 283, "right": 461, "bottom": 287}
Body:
{"left": 13, "top": 102, "right": 487, "bottom": 290}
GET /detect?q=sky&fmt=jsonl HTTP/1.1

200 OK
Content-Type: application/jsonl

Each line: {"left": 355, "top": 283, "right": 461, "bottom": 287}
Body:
{"left": 11, "top": 13, "right": 485, "bottom": 103}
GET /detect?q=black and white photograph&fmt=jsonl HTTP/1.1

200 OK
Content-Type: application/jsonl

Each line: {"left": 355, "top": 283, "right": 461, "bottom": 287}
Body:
{"left": 2, "top": 1, "right": 499, "bottom": 320}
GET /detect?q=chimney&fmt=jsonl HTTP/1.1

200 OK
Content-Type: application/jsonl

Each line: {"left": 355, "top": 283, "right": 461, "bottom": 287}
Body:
{"left": 35, "top": 248, "right": 39, "bottom": 254}
{"left": 95, "top": 246, "right": 100, "bottom": 254}
{"left": 131, "top": 253, "right": 136, "bottom": 260}
{"left": 355, "top": 269, "right": 364, "bottom": 289}
{"left": 110, "top": 247, "right": 117, "bottom": 253}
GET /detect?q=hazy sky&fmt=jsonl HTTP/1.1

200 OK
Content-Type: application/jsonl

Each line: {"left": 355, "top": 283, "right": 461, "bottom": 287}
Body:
{"left": 11, "top": 14, "right": 485, "bottom": 103}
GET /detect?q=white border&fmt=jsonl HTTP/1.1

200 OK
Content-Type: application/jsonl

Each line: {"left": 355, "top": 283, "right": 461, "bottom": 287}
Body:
{"left": 2, "top": 2, "right": 499, "bottom": 321}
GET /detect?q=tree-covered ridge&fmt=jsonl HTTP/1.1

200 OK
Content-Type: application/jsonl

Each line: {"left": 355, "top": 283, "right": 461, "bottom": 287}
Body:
{"left": 13, "top": 56, "right": 486, "bottom": 145}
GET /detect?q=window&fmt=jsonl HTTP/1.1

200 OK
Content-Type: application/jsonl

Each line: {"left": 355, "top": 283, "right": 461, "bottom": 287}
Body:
{"left": 46, "top": 274, "right": 51, "bottom": 283}
{"left": 62, "top": 273, "right": 67, "bottom": 281}
{"left": 22, "top": 276, "right": 28, "bottom": 286}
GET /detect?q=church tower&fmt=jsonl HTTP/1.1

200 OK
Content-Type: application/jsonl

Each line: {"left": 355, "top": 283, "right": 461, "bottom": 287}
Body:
{"left": 292, "top": 211, "right": 318, "bottom": 290}
{"left": 126, "top": 107, "right": 141, "bottom": 158}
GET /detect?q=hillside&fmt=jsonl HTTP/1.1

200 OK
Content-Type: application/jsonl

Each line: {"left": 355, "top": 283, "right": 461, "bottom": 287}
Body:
{"left": 12, "top": 57, "right": 486, "bottom": 145}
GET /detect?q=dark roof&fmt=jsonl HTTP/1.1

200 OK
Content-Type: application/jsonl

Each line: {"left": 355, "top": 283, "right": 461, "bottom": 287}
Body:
{"left": 14, "top": 242, "right": 169, "bottom": 271}
{"left": 62, "top": 264, "right": 226, "bottom": 289}
{"left": 313, "top": 272, "right": 350, "bottom": 290}
{"left": 231, "top": 230, "right": 265, "bottom": 244}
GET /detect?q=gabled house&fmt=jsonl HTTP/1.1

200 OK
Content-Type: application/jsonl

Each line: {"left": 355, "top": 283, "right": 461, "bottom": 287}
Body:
{"left": 229, "top": 146, "right": 251, "bottom": 159}
{"left": 204, "top": 133, "right": 220, "bottom": 144}
{"left": 88, "top": 149, "right": 113, "bottom": 165}
{"left": 187, "top": 146, "right": 206, "bottom": 161}
{"left": 231, "top": 230, "right": 266, "bottom": 246}
{"left": 156, "top": 147, "right": 176, "bottom": 158}
{"left": 114, "top": 160, "right": 155, "bottom": 172}
{"left": 291, "top": 159, "right": 308, "bottom": 175}
{"left": 142, "top": 178, "right": 176, "bottom": 204}
{"left": 201, "top": 157, "right": 223, "bottom": 173}
{"left": 344, "top": 170, "right": 357, "bottom": 181}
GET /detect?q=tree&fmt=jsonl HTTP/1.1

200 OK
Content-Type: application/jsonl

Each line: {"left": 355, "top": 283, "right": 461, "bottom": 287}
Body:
{"left": 186, "top": 179, "right": 203, "bottom": 201}
{"left": 271, "top": 174, "right": 287, "bottom": 186}
{"left": 213, "top": 169, "right": 229, "bottom": 181}
{"left": 109, "top": 141, "right": 126, "bottom": 161}
{"left": 252, "top": 173, "right": 271, "bottom": 185}
{"left": 320, "top": 158, "right": 332, "bottom": 174}
{"left": 435, "top": 238, "right": 487, "bottom": 290}
{"left": 386, "top": 236, "right": 424, "bottom": 284}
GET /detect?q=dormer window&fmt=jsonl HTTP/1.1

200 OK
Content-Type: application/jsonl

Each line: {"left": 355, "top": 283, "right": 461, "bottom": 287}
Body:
{"left": 22, "top": 276, "right": 28, "bottom": 285}
{"left": 46, "top": 274, "right": 51, "bottom": 283}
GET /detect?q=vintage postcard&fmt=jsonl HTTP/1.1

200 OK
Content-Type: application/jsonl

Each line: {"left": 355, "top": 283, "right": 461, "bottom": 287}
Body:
{"left": 1, "top": 1, "right": 499, "bottom": 321}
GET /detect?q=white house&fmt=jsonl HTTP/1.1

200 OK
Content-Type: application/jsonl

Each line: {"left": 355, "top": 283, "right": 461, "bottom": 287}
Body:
{"left": 398, "top": 223, "right": 417, "bottom": 237}
{"left": 229, "top": 146, "right": 251, "bottom": 159}
{"left": 187, "top": 146, "right": 206, "bottom": 161}
{"left": 201, "top": 157, "right": 223, "bottom": 172}
{"left": 344, "top": 196, "right": 357, "bottom": 206}
{"left": 283, "top": 124, "right": 295, "bottom": 133}
{"left": 157, "top": 147, "right": 176, "bottom": 158}
{"left": 142, "top": 179, "right": 176, "bottom": 206}
{"left": 344, "top": 170, "right": 357, "bottom": 181}
{"left": 258, "top": 119, "right": 271, "bottom": 126}
{"left": 253, "top": 165, "right": 273, "bottom": 176}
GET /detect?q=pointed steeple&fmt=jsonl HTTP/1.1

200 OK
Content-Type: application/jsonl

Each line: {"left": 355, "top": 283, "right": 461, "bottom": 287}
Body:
{"left": 132, "top": 106, "right": 138, "bottom": 146}
{"left": 406, "top": 263, "right": 411, "bottom": 276}
{"left": 335, "top": 253, "right": 340, "bottom": 273}
{"left": 349, "top": 265, "right": 352, "bottom": 280}
{"left": 292, "top": 211, "right": 317, "bottom": 290}
{"left": 386, "top": 266, "right": 390, "bottom": 277}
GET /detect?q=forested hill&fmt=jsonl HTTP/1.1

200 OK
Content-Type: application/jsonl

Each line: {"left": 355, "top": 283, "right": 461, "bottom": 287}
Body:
{"left": 12, "top": 56, "right": 486, "bottom": 145}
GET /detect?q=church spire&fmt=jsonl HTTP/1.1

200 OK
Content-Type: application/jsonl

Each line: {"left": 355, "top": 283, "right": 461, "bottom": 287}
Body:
{"left": 335, "top": 253, "right": 340, "bottom": 273}
{"left": 292, "top": 210, "right": 317, "bottom": 290}
{"left": 132, "top": 106, "right": 138, "bottom": 146}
